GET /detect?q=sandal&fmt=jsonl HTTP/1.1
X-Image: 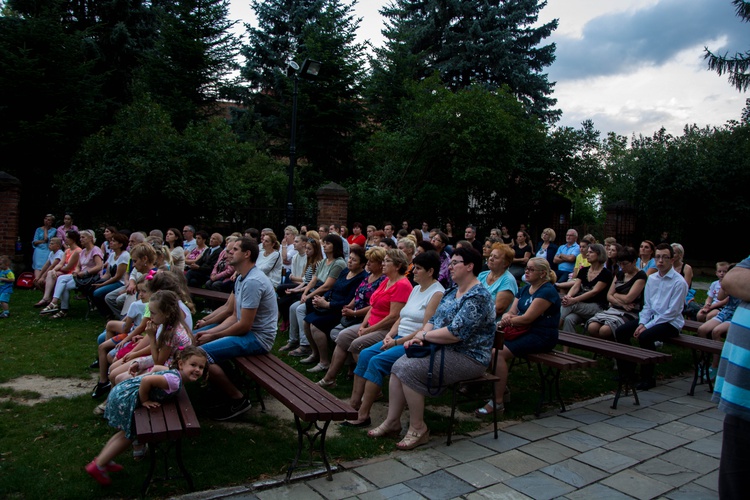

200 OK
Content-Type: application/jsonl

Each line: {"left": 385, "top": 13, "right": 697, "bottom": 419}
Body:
{"left": 368, "top": 423, "right": 401, "bottom": 438}
{"left": 317, "top": 379, "right": 337, "bottom": 389}
{"left": 278, "top": 341, "right": 299, "bottom": 353}
{"left": 40, "top": 303, "right": 59, "bottom": 315}
{"left": 475, "top": 401, "right": 504, "bottom": 417}
{"left": 132, "top": 442, "right": 148, "bottom": 461}
{"left": 307, "top": 363, "right": 329, "bottom": 373}
{"left": 34, "top": 299, "right": 50, "bottom": 308}
{"left": 50, "top": 310, "right": 68, "bottom": 319}
{"left": 396, "top": 428, "right": 430, "bottom": 450}
{"left": 288, "top": 347, "right": 312, "bottom": 357}
{"left": 300, "top": 354, "right": 319, "bottom": 365}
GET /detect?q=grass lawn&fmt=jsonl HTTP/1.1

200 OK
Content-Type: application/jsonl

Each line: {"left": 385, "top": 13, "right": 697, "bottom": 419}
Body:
{"left": 0, "top": 287, "right": 700, "bottom": 499}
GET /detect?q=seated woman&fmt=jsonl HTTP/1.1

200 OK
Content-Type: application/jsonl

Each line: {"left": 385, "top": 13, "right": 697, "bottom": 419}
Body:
{"left": 535, "top": 228, "right": 558, "bottom": 274}
{"left": 314, "top": 247, "right": 386, "bottom": 382}
{"left": 559, "top": 244, "right": 613, "bottom": 333}
{"left": 397, "top": 237, "right": 417, "bottom": 285}
{"left": 40, "top": 231, "right": 84, "bottom": 318}
{"left": 33, "top": 237, "right": 64, "bottom": 303}
{"left": 257, "top": 232, "right": 283, "bottom": 288}
{"left": 429, "top": 231, "right": 452, "bottom": 288}
{"left": 184, "top": 230, "right": 209, "bottom": 268}
{"left": 557, "top": 234, "right": 595, "bottom": 291}
{"left": 315, "top": 249, "right": 411, "bottom": 384}
{"left": 478, "top": 257, "right": 561, "bottom": 416}
{"left": 636, "top": 240, "right": 657, "bottom": 276}
{"left": 671, "top": 243, "right": 697, "bottom": 316}
{"left": 165, "top": 228, "right": 185, "bottom": 273}
{"left": 604, "top": 242, "right": 622, "bottom": 274}
{"left": 303, "top": 246, "right": 369, "bottom": 373}
{"left": 278, "top": 237, "right": 323, "bottom": 350}
{"left": 508, "top": 230, "right": 533, "bottom": 280}
{"left": 342, "top": 251, "right": 444, "bottom": 428}
{"left": 586, "top": 246, "right": 647, "bottom": 342}
{"left": 90, "top": 232, "right": 130, "bottom": 318}
{"left": 479, "top": 243, "right": 518, "bottom": 317}
{"left": 100, "top": 226, "right": 118, "bottom": 260}
{"left": 371, "top": 247, "right": 495, "bottom": 448}
{"left": 347, "top": 222, "right": 366, "bottom": 247}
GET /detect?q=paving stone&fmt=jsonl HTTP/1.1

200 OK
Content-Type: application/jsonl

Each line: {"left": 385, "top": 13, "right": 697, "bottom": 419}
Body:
{"left": 465, "top": 483, "right": 532, "bottom": 500}
{"left": 539, "top": 458, "right": 607, "bottom": 488}
{"left": 256, "top": 482, "right": 326, "bottom": 500}
{"left": 601, "top": 469, "right": 674, "bottom": 500}
{"left": 659, "top": 447, "right": 719, "bottom": 474}
{"left": 670, "top": 396, "right": 717, "bottom": 409}
{"left": 678, "top": 413, "right": 724, "bottom": 432}
{"left": 693, "top": 469, "right": 719, "bottom": 491}
{"left": 404, "top": 470, "right": 475, "bottom": 500}
{"left": 656, "top": 421, "right": 714, "bottom": 441}
{"left": 549, "top": 430, "right": 608, "bottom": 452}
{"left": 585, "top": 398, "right": 639, "bottom": 416}
{"left": 558, "top": 408, "right": 611, "bottom": 425}
{"left": 635, "top": 457, "right": 700, "bottom": 487}
{"left": 699, "top": 407, "right": 724, "bottom": 421}
{"left": 220, "top": 493, "right": 258, "bottom": 500}
{"left": 650, "top": 384, "right": 689, "bottom": 398}
{"left": 630, "top": 428, "right": 691, "bottom": 450}
{"left": 562, "top": 482, "right": 634, "bottom": 500}
{"left": 504, "top": 421, "right": 562, "bottom": 441}
{"left": 663, "top": 481, "right": 717, "bottom": 500}
{"left": 664, "top": 378, "right": 695, "bottom": 392}
{"left": 533, "top": 415, "right": 583, "bottom": 431}
{"left": 355, "top": 459, "right": 422, "bottom": 488}
{"left": 357, "top": 483, "right": 426, "bottom": 500}
{"left": 604, "top": 437, "right": 664, "bottom": 461}
{"left": 685, "top": 437, "right": 722, "bottom": 459}
{"left": 484, "top": 449, "right": 548, "bottom": 477}
{"left": 397, "top": 448, "right": 460, "bottom": 475}
{"left": 517, "top": 439, "right": 578, "bottom": 464}
{"left": 446, "top": 459, "right": 513, "bottom": 488}
{"left": 433, "top": 439, "right": 496, "bottom": 462}
{"left": 471, "top": 430, "right": 530, "bottom": 453}
{"left": 631, "top": 389, "right": 673, "bottom": 405}
{"left": 578, "top": 421, "right": 634, "bottom": 441}
{"left": 574, "top": 446, "right": 639, "bottom": 473}
{"left": 650, "top": 401, "right": 704, "bottom": 417}
{"left": 629, "top": 407, "right": 681, "bottom": 424}
{"left": 504, "top": 470, "right": 575, "bottom": 500}
{"left": 605, "top": 413, "right": 659, "bottom": 431}
{"left": 306, "top": 471, "right": 375, "bottom": 499}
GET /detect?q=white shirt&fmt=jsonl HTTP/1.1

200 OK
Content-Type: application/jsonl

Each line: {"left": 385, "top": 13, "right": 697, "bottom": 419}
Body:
{"left": 639, "top": 266, "right": 688, "bottom": 330}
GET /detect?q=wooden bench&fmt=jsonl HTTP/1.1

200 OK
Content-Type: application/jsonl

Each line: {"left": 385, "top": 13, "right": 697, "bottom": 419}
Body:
{"left": 133, "top": 388, "right": 201, "bottom": 496}
{"left": 682, "top": 319, "right": 702, "bottom": 333}
{"left": 665, "top": 333, "right": 724, "bottom": 395}
{"left": 234, "top": 354, "right": 357, "bottom": 482}
{"left": 187, "top": 286, "right": 230, "bottom": 305}
{"left": 557, "top": 331, "right": 672, "bottom": 409}
{"left": 524, "top": 351, "right": 597, "bottom": 416}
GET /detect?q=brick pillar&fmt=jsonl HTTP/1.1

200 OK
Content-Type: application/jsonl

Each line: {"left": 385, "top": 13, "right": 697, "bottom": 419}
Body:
{"left": 0, "top": 172, "right": 21, "bottom": 260}
{"left": 316, "top": 182, "right": 349, "bottom": 228}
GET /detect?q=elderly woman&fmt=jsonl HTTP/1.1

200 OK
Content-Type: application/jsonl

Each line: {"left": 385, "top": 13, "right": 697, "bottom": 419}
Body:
{"left": 165, "top": 228, "right": 185, "bottom": 273}
{"left": 636, "top": 240, "right": 657, "bottom": 276}
{"left": 586, "top": 246, "right": 647, "bottom": 342}
{"left": 429, "top": 231, "right": 452, "bottom": 288}
{"left": 32, "top": 214, "right": 57, "bottom": 279}
{"left": 341, "top": 251, "right": 444, "bottom": 429}
{"left": 559, "top": 244, "right": 613, "bottom": 334}
{"left": 257, "top": 232, "right": 283, "bottom": 288}
{"left": 479, "top": 243, "right": 518, "bottom": 317}
{"left": 508, "top": 231, "right": 533, "bottom": 280}
{"left": 535, "top": 228, "right": 558, "bottom": 273}
{"left": 303, "top": 246, "right": 369, "bottom": 373}
{"left": 316, "top": 249, "right": 411, "bottom": 385}
{"left": 477, "top": 257, "right": 560, "bottom": 416}
{"left": 371, "top": 247, "right": 495, "bottom": 448}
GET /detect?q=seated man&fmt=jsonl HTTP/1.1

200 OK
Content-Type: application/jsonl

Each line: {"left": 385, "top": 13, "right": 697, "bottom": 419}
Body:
{"left": 195, "top": 238, "right": 278, "bottom": 420}
{"left": 186, "top": 233, "right": 223, "bottom": 287}
{"left": 615, "top": 243, "right": 688, "bottom": 390}
{"left": 205, "top": 235, "right": 237, "bottom": 292}
{"left": 553, "top": 229, "right": 580, "bottom": 284}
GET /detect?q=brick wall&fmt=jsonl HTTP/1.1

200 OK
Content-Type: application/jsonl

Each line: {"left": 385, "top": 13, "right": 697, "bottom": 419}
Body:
{"left": 0, "top": 172, "right": 21, "bottom": 259}
{"left": 316, "top": 182, "right": 349, "bottom": 228}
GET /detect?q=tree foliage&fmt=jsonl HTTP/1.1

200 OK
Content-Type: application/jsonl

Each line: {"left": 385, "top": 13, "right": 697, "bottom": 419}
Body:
{"left": 705, "top": 0, "right": 750, "bottom": 91}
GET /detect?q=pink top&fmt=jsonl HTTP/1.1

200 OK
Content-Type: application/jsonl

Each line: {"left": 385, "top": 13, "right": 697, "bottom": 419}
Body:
{"left": 368, "top": 277, "right": 413, "bottom": 326}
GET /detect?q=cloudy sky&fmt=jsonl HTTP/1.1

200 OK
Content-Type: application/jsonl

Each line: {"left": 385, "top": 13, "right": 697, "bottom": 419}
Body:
{"left": 229, "top": 0, "right": 749, "bottom": 138}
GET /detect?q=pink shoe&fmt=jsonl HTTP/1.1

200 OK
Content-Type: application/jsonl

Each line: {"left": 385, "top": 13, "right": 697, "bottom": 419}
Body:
{"left": 85, "top": 460, "right": 111, "bottom": 485}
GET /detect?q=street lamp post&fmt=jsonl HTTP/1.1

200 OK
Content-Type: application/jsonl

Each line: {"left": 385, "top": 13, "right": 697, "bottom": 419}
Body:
{"left": 286, "top": 59, "right": 321, "bottom": 227}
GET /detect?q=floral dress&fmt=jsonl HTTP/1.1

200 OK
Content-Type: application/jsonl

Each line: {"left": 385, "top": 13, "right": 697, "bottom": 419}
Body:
{"left": 104, "top": 369, "right": 182, "bottom": 439}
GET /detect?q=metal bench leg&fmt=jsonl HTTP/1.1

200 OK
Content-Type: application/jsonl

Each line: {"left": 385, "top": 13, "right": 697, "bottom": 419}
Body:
{"left": 174, "top": 439, "right": 194, "bottom": 491}
{"left": 535, "top": 364, "right": 563, "bottom": 416}
{"left": 287, "top": 416, "right": 333, "bottom": 482}
{"left": 141, "top": 442, "right": 158, "bottom": 497}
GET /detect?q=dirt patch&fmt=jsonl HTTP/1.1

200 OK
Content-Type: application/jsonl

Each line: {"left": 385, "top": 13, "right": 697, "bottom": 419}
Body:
{"left": 0, "top": 375, "right": 96, "bottom": 405}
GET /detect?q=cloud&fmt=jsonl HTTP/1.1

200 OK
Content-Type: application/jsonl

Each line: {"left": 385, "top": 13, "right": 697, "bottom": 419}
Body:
{"left": 550, "top": 0, "right": 749, "bottom": 80}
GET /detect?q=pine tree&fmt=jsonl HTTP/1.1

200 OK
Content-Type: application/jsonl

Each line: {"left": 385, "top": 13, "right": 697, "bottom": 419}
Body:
{"left": 705, "top": 0, "right": 750, "bottom": 91}
{"left": 377, "top": 0, "right": 559, "bottom": 122}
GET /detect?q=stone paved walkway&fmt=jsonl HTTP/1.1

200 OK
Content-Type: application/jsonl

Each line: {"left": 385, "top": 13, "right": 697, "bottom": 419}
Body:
{"left": 180, "top": 376, "right": 721, "bottom": 500}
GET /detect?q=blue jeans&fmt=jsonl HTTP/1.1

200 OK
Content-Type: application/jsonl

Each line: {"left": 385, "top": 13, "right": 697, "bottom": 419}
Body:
{"left": 201, "top": 333, "right": 267, "bottom": 364}
{"left": 92, "top": 283, "right": 122, "bottom": 317}
{"left": 354, "top": 340, "right": 406, "bottom": 386}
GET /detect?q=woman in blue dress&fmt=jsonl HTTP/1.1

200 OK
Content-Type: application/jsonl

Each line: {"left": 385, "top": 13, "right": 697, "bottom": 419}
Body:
{"left": 32, "top": 214, "right": 56, "bottom": 279}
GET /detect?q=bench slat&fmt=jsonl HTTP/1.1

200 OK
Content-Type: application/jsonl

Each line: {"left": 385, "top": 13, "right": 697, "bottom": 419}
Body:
{"left": 666, "top": 334, "right": 723, "bottom": 355}
{"left": 176, "top": 389, "right": 201, "bottom": 437}
{"left": 527, "top": 351, "right": 597, "bottom": 370}
{"left": 558, "top": 331, "right": 671, "bottom": 364}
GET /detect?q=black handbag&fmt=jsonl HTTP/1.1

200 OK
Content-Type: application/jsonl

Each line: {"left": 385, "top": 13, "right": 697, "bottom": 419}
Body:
{"left": 405, "top": 343, "right": 445, "bottom": 396}
{"left": 74, "top": 274, "right": 101, "bottom": 294}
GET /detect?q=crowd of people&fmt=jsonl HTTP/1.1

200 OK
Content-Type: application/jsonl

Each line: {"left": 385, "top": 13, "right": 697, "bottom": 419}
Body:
{"left": 11, "top": 214, "right": 744, "bottom": 487}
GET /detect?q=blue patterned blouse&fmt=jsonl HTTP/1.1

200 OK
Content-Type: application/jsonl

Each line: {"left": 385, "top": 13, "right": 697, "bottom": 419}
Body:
{"left": 429, "top": 283, "right": 496, "bottom": 366}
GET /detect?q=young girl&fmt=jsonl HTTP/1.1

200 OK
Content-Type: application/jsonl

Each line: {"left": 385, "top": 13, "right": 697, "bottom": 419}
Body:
{"left": 85, "top": 346, "right": 207, "bottom": 485}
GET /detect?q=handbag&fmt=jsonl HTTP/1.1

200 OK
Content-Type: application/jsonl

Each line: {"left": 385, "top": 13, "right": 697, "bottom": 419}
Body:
{"left": 74, "top": 273, "right": 101, "bottom": 294}
{"left": 405, "top": 343, "right": 445, "bottom": 396}
{"left": 503, "top": 324, "right": 530, "bottom": 341}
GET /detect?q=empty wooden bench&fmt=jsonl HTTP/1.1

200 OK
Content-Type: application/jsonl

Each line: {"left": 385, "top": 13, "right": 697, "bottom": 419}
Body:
{"left": 133, "top": 388, "right": 201, "bottom": 496}
{"left": 557, "top": 331, "right": 672, "bottom": 409}
{"left": 234, "top": 354, "right": 357, "bottom": 482}
{"left": 524, "top": 351, "right": 597, "bottom": 416}
{"left": 665, "top": 333, "right": 724, "bottom": 395}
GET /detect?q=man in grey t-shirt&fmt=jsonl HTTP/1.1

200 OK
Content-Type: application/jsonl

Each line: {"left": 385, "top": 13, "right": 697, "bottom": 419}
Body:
{"left": 196, "top": 237, "right": 278, "bottom": 420}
